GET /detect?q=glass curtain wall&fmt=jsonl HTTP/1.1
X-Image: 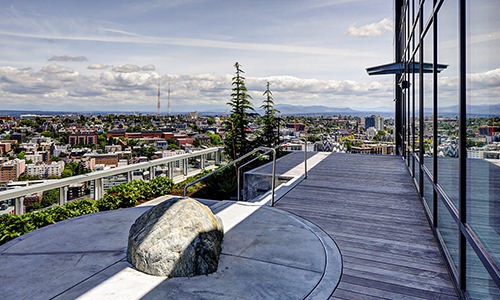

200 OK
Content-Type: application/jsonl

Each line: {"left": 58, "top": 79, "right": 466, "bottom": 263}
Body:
{"left": 397, "top": 0, "right": 500, "bottom": 299}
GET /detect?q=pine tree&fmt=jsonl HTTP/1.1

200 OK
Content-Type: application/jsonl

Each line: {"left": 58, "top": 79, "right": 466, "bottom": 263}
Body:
{"left": 260, "top": 81, "right": 280, "bottom": 148}
{"left": 225, "top": 62, "right": 254, "bottom": 159}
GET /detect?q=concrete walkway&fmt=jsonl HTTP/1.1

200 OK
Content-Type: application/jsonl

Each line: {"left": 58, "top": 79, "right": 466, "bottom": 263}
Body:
{"left": 0, "top": 153, "right": 341, "bottom": 300}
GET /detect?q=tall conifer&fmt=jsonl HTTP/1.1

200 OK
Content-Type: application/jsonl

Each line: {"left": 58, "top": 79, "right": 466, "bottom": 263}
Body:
{"left": 225, "top": 62, "right": 254, "bottom": 159}
{"left": 260, "top": 81, "right": 280, "bottom": 148}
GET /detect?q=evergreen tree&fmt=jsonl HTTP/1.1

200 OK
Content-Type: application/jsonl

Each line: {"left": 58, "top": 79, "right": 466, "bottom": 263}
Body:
{"left": 260, "top": 82, "right": 280, "bottom": 148}
{"left": 225, "top": 62, "right": 254, "bottom": 159}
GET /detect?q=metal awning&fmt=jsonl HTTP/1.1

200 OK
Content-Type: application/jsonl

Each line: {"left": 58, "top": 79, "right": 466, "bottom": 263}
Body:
{"left": 366, "top": 62, "right": 448, "bottom": 75}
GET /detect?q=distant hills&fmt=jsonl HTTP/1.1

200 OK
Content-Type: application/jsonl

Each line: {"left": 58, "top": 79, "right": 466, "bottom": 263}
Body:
{"left": 0, "top": 103, "right": 498, "bottom": 118}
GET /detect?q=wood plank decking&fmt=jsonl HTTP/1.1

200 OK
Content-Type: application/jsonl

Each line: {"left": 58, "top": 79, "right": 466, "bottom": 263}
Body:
{"left": 275, "top": 153, "right": 459, "bottom": 300}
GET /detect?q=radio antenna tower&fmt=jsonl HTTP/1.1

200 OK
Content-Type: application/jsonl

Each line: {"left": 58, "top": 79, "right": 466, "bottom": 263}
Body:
{"left": 167, "top": 81, "right": 171, "bottom": 117}
{"left": 157, "top": 79, "right": 161, "bottom": 117}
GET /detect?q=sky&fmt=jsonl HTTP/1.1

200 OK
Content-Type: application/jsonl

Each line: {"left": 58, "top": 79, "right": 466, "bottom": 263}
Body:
{"left": 0, "top": 0, "right": 498, "bottom": 114}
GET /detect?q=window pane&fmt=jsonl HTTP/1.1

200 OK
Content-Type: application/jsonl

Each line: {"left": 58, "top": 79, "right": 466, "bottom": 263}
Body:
{"left": 437, "top": 0, "right": 459, "bottom": 209}
{"left": 466, "top": 0, "right": 500, "bottom": 266}
{"left": 423, "top": 23, "right": 434, "bottom": 161}
{"left": 423, "top": 0, "right": 434, "bottom": 26}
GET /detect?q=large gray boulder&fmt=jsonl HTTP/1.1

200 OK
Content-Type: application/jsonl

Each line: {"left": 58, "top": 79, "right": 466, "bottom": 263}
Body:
{"left": 127, "top": 197, "right": 224, "bottom": 277}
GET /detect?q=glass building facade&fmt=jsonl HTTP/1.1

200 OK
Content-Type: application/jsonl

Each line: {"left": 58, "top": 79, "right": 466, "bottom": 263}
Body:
{"left": 394, "top": 0, "right": 499, "bottom": 299}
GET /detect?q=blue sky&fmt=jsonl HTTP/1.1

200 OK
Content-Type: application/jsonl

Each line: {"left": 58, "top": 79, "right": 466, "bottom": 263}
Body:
{"left": 0, "top": 0, "right": 497, "bottom": 113}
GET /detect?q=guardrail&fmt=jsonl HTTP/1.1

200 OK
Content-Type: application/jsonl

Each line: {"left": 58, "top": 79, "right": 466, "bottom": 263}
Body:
{"left": 0, "top": 147, "right": 222, "bottom": 215}
{"left": 184, "top": 146, "right": 277, "bottom": 205}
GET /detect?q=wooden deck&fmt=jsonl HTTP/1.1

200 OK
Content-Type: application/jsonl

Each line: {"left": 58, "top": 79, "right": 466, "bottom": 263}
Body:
{"left": 275, "top": 153, "right": 459, "bottom": 300}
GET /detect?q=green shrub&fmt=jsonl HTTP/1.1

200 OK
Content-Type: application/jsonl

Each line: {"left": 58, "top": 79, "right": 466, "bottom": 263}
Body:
{"left": 0, "top": 177, "right": 174, "bottom": 246}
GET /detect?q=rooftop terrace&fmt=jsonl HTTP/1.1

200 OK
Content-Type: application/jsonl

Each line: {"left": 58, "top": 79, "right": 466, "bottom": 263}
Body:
{"left": 0, "top": 152, "right": 459, "bottom": 299}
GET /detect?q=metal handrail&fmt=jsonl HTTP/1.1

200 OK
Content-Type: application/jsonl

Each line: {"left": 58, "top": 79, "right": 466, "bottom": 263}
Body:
{"left": 183, "top": 146, "right": 277, "bottom": 205}
{"left": 236, "top": 147, "right": 276, "bottom": 201}
{"left": 0, "top": 147, "right": 222, "bottom": 215}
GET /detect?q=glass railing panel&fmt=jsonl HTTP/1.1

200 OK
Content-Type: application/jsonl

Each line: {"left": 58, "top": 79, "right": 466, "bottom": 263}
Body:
{"left": 437, "top": 195, "right": 459, "bottom": 271}
{"left": 466, "top": 243, "right": 500, "bottom": 300}
{"left": 103, "top": 173, "right": 129, "bottom": 191}
{"left": 423, "top": 171, "right": 434, "bottom": 216}
{"left": 437, "top": 0, "right": 459, "bottom": 210}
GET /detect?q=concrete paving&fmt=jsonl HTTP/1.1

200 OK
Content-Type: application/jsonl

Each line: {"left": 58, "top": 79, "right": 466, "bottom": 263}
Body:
{"left": 0, "top": 152, "right": 342, "bottom": 300}
{"left": 0, "top": 199, "right": 341, "bottom": 300}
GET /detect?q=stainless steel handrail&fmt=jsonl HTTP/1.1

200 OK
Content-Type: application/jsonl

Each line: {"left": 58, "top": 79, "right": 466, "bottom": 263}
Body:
{"left": 183, "top": 146, "right": 277, "bottom": 205}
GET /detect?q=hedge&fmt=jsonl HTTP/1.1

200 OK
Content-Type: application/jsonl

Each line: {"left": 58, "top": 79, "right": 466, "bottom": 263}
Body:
{"left": 0, "top": 176, "right": 174, "bottom": 246}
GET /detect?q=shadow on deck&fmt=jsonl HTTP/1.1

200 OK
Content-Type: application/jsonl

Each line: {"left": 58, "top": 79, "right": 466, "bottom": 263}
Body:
{"left": 275, "top": 153, "right": 459, "bottom": 300}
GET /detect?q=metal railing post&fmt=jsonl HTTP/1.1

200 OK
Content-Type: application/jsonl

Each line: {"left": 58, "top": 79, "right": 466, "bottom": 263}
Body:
{"left": 15, "top": 197, "right": 24, "bottom": 215}
{"left": 304, "top": 140, "right": 308, "bottom": 179}
{"left": 59, "top": 186, "right": 68, "bottom": 206}
{"left": 271, "top": 149, "right": 277, "bottom": 206}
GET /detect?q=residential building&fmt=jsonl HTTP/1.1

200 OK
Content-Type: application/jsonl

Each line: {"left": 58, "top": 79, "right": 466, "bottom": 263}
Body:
{"left": 25, "top": 161, "right": 65, "bottom": 178}
{"left": 68, "top": 132, "right": 98, "bottom": 145}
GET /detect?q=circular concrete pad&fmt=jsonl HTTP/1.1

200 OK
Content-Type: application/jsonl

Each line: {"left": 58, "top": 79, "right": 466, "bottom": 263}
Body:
{"left": 0, "top": 201, "right": 341, "bottom": 300}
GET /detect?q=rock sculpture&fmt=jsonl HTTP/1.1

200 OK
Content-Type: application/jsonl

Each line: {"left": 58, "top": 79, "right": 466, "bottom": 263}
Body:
{"left": 127, "top": 197, "right": 224, "bottom": 277}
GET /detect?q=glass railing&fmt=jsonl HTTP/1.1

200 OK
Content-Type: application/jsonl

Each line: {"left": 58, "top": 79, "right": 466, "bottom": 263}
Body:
{"left": 0, "top": 147, "right": 222, "bottom": 215}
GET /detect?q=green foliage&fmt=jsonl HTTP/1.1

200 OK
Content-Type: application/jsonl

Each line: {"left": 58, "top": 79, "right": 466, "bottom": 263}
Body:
{"left": 0, "top": 177, "right": 174, "bottom": 246}
{"left": 42, "top": 189, "right": 59, "bottom": 207}
{"left": 194, "top": 167, "right": 237, "bottom": 200}
{"left": 17, "top": 151, "right": 26, "bottom": 160}
{"left": 18, "top": 174, "right": 41, "bottom": 181}
{"left": 207, "top": 133, "right": 223, "bottom": 146}
{"left": 41, "top": 131, "right": 54, "bottom": 138}
{"left": 259, "top": 81, "right": 280, "bottom": 148}
{"left": 225, "top": 62, "right": 254, "bottom": 159}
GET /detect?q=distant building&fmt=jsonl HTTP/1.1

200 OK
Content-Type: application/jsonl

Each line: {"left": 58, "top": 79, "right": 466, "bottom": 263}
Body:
{"left": 25, "top": 161, "right": 65, "bottom": 178}
{"left": 67, "top": 184, "right": 85, "bottom": 200}
{"left": 364, "top": 116, "right": 384, "bottom": 131}
{"left": 0, "top": 142, "right": 12, "bottom": 154}
{"left": 83, "top": 153, "right": 119, "bottom": 167}
{"left": 68, "top": 132, "right": 98, "bottom": 145}
{"left": 10, "top": 132, "right": 25, "bottom": 143}
{"left": 25, "top": 153, "right": 44, "bottom": 164}
{"left": 0, "top": 159, "right": 25, "bottom": 183}
{"left": 478, "top": 126, "right": 499, "bottom": 136}
{"left": 189, "top": 111, "right": 199, "bottom": 120}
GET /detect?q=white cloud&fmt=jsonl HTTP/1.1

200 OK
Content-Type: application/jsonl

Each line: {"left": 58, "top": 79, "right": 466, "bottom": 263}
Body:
{"left": 1, "top": 65, "right": 397, "bottom": 111}
{"left": 141, "top": 64, "right": 156, "bottom": 71}
{"left": 0, "top": 28, "right": 374, "bottom": 58}
{"left": 112, "top": 64, "right": 142, "bottom": 73}
{"left": 88, "top": 64, "right": 111, "bottom": 70}
{"left": 348, "top": 18, "right": 392, "bottom": 37}
{"left": 48, "top": 55, "right": 88, "bottom": 62}
{"left": 41, "top": 64, "right": 75, "bottom": 74}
